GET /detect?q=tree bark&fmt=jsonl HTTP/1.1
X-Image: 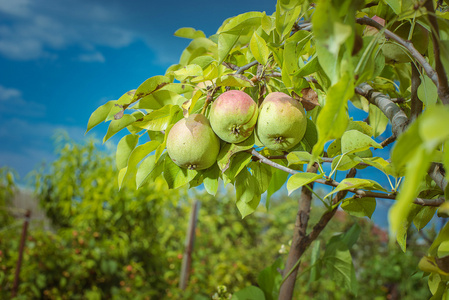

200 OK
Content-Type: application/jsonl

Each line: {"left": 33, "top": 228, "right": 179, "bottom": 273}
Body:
{"left": 278, "top": 164, "right": 317, "bottom": 300}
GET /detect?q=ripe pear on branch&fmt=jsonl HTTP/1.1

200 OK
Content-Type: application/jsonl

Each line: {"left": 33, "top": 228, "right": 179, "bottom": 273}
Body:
{"left": 166, "top": 114, "right": 220, "bottom": 170}
{"left": 256, "top": 92, "right": 307, "bottom": 151}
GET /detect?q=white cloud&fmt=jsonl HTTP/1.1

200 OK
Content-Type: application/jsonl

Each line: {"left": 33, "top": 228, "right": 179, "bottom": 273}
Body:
{"left": 78, "top": 52, "right": 105, "bottom": 63}
{"left": 0, "top": 85, "right": 46, "bottom": 117}
{"left": 0, "top": 85, "right": 21, "bottom": 101}
{"left": 0, "top": 0, "right": 137, "bottom": 61}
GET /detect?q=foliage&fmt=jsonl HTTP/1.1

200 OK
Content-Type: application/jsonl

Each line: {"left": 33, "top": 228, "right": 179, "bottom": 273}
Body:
{"left": 0, "top": 167, "right": 17, "bottom": 228}
{"left": 91, "top": 0, "right": 449, "bottom": 297}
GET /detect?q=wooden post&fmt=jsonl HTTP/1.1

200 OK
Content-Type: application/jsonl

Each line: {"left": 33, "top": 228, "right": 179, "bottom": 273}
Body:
{"left": 179, "top": 200, "right": 200, "bottom": 290}
{"left": 12, "top": 209, "right": 31, "bottom": 298}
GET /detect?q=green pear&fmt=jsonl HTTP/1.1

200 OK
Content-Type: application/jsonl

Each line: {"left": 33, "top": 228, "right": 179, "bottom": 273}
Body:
{"left": 166, "top": 114, "right": 220, "bottom": 170}
{"left": 256, "top": 92, "right": 307, "bottom": 151}
{"left": 382, "top": 21, "right": 429, "bottom": 63}
{"left": 210, "top": 90, "right": 258, "bottom": 144}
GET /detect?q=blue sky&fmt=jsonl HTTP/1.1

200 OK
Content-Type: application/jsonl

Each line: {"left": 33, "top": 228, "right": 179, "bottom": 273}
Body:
{"left": 0, "top": 0, "right": 276, "bottom": 179}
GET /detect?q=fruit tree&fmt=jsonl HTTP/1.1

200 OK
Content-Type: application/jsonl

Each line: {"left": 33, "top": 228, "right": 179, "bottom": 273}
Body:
{"left": 87, "top": 0, "right": 449, "bottom": 298}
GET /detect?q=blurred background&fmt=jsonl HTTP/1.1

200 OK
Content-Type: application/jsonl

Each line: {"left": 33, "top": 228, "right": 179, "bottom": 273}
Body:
{"left": 0, "top": 0, "right": 435, "bottom": 299}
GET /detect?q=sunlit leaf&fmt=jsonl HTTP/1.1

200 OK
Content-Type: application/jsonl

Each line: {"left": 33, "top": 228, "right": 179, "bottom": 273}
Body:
{"left": 287, "top": 172, "right": 323, "bottom": 195}
{"left": 163, "top": 156, "right": 198, "bottom": 189}
{"left": 250, "top": 31, "right": 270, "bottom": 65}
{"left": 86, "top": 100, "right": 116, "bottom": 133}
{"left": 174, "top": 27, "right": 206, "bottom": 39}
{"left": 341, "top": 197, "right": 376, "bottom": 218}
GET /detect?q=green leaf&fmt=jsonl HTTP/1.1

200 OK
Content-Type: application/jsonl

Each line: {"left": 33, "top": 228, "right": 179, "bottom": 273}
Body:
{"left": 266, "top": 168, "right": 289, "bottom": 209}
{"left": 324, "top": 178, "right": 387, "bottom": 199}
{"left": 136, "top": 153, "right": 166, "bottom": 188}
{"left": 135, "top": 90, "right": 187, "bottom": 110}
{"left": 119, "top": 140, "right": 160, "bottom": 189}
{"left": 323, "top": 231, "right": 359, "bottom": 295}
{"left": 86, "top": 100, "right": 116, "bottom": 133}
{"left": 103, "top": 114, "right": 137, "bottom": 143}
{"left": 190, "top": 56, "right": 215, "bottom": 70}
{"left": 217, "top": 135, "right": 255, "bottom": 172}
{"left": 216, "top": 74, "right": 255, "bottom": 87}
{"left": 218, "top": 33, "right": 240, "bottom": 64}
{"left": 231, "top": 285, "right": 266, "bottom": 300}
{"left": 133, "top": 75, "right": 171, "bottom": 103}
{"left": 313, "top": 72, "right": 352, "bottom": 156}
{"left": 163, "top": 157, "right": 198, "bottom": 189}
{"left": 133, "top": 105, "right": 182, "bottom": 131}
{"left": 369, "top": 104, "right": 389, "bottom": 138}
{"left": 275, "top": 4, "right": 302, "bottom": 38}
{"left": 174, "top": 27, "right": 206, "bottom": 39}
{"left": 116, "top": 134, "right": 139, "bottom": 170}
{"left": 414, "top": 206, "right": 437, "bottom": 230}
{"left": 341, "top": 130, "right": 382, "bottom": 154}
{"left": 257, "top": 257, "right": 283, "bottom": 300}
{"left": 250, "top": 31, "right": 270, "bottom": 65}
{"left": 287, "top": 172, "right": 323, "bottom": 195}
{"left": 223, "top": 152, "right": 253, "bottom": 185}
{"left": 219, "top": 11, "right": 264, "bottom": 35}
{"left": 429, "top": 222, "right": 449, "bottom": 257}
{"left": 235, "top": 169, "right": 261, "bottom": 218}
{"left": 341, "top": 197, "right": 376, "bottom": 218}
{"left": 331, "top": 155, "right": 362, "bottom": 171}
{"left": 173, "top": 64, "right": 203, "bottom": 81}
{"left": 203, "top": 163, "right": 220, "bottom": 196}
{"left": 250, "top": 162, "right": 272, "bottom": 194}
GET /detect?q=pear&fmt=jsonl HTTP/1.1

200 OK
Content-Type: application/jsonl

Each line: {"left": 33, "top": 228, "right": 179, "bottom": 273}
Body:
{"left": 210, "top": 90, "right": 258, "bottom": 144}
{"left": 256, "top": 92, "right": 307, "bottom": 151}
{"left": 166, "top": 114, "right": 220, "bottom": 170}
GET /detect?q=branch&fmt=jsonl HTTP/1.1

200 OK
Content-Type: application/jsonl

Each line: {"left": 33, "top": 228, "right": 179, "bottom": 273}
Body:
{"left": 410, "top": 62, "right": 423, "bottom": 121}
{"left": 279, "top": 163, "right": 317, "bottom": 300}
{"left": 355, "top": 83, "right": 448, "bottom": 192}
{"left": 356, "top": 16, "right": 439, "bottom": 90}
{"left": 380, "top": 135, "right": 397, "bottom": 148}
{"left": 423, "top": 0, "right": 449, "bottom": 105}
{"left": 307, "top": 168, "right": 357, "bottom": 243}
{"left": 235, "top": 60, "right": 258, "bottom": 75}
{"left": 250, "top": 149, "right": 444, "bottom": 206}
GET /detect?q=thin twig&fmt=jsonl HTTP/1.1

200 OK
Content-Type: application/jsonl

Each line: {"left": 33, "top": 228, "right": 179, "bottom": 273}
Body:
{"left": 410, "top": 62, "right": 423, "bottom": 121}
{"left": 235, "top": 61, "right": 258, "bottom": 74}
{"left": 380, "top": 135, "right": 397, "bottom": 148}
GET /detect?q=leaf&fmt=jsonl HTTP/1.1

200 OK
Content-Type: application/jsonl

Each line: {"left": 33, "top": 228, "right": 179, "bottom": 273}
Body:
{"left": 116, "top": 134, "right": 139, "bottom": 170}
{"left": 250, "top": 31, "right": 270, "bottom": 65}
{"left": 174, "top": 27, "right": 206, "bottom": 39}
{"left": 86, "top": 100, "right": 116, "bottom": 133}
{"left": 313, "top": 72, "right": 352, "bottom": 157}
{"left": 218, "top": 33, "right": 240, "bottom": 64}
{"left": 133, "top": 75, "right": 171, "bottom": 103}
{"left": 203, "top": 163, "right": 220, "bottom": 196}
{"left": 341, "top": 130, "right": 382, "bottom": 154}
{"left": 217, "top": 135, "right": 255, "bottom": 172}
{"left": 287, "top": 172, "right": 323, "bottom": 195}
{"left": 103, "top": 114, "right": 137, "bottom": 143}
{"left": 216, "top": 74, "right": 255, "bottom": 87}
{"left": 219, "top": 11, "right": 264, "bottom": 35}
{"left": 323, "top": 231, "right": 359, "bottom": 295}
{"left": 266, "top": 168, "right": 289, "bottom": 209}
{"left": 276, "top": 4, "right": 302, "bottom": 38}
{"left": 257, "top": 257, "right": 283, "bottom": 300}
{"left": 190, "top": 56, "right": 215, "bottom": 70}
{"left": 136, "top": 153, "right": 166, "bottom": 188}
{"left": 369, "top": 104, "right": 389, "bottom": 138}
{"left": 133, "top": 105, "right": 182, "bottom": 131}
{"left": 324, "top": 178, "right": 387, "bottom": 199}
{"left": 250, "top": 162, "right": 272, "bottom": 194}
{"left": 414, "top": 206, "right": 437, "bottom": 230}
{"left": 235, "top": 169, "right": 261, "bottom": 218}
{"left": 119, "top": 140, "right": 160, "bottom": 189}
{"left": 223, "top": 152, "right": 253, "bottom": 184}
{"left": 173, "top": 64, "right": 203, "bottom": 81}
{"left": 134, "top": 90, "right": 187, "bottom": 110}
{"left": 163, "top": 156, "right": 198, "bottom": 189}
{"left": 231, "top": 286, "right": 266, "bottom": 300}
{"left": 341, "top": 197, "right": 376, "bottom": 218}
{"left": 331, "top": 155, "right": 362, "bottom": 171}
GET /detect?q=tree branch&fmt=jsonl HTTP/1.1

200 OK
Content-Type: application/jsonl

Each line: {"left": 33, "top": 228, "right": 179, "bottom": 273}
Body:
{"left": 279, "top": 163, "right": 317, "bottom": 300}
{"left": 356, "top": 16, "right": 439, "bottom": 90}
{"left": 423, "top": 0, "right": 449, "bottom": 105}
{"left": 355, "top": 83, "right": 448, "bottom": 192}
{"left": 250, "top": 149, "right": 444, "bottom": 206}
{"left": 410, "top": 62, "right": 423, "bottom": 121}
